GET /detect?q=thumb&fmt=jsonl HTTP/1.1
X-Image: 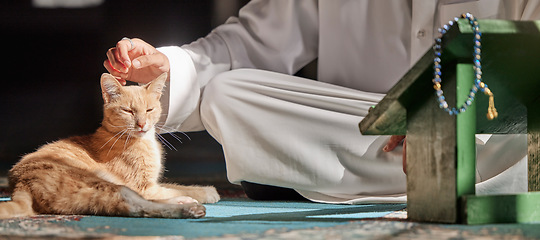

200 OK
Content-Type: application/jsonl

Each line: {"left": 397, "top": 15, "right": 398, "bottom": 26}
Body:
{"left": 132, "top": 53, "right": 170, "bottom": 72}
{"left": 383, "top": 135, "right": 406, "bottom": 152}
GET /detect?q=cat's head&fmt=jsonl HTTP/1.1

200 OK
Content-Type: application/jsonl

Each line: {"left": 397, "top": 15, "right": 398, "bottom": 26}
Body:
{"left": 100, "top": 73, "right": 167, "bottom": 138}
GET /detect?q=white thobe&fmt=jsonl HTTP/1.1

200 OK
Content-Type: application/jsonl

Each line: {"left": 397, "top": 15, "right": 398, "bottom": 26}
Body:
{"left": 157, "top": 0, "right": 540, "bottom": 203}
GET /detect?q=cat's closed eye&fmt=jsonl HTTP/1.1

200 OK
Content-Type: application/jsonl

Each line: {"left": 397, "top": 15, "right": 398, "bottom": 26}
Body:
{"left": 121, "top": 108, "right": 134, "bottom": 114}
{"left": 147, "top": 108, "right": 154, "bottom": 112}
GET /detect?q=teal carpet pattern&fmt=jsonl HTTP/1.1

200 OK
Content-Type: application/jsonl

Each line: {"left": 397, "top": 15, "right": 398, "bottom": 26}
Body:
{"left": 2, "top": 198, "right": 540, "bottom": 239}
{"left": 0, "top": 199, "right": 405, "bottom": 239}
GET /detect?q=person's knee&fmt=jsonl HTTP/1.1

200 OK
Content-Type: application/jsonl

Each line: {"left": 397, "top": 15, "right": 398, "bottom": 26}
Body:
{"left": 201, "top": 69, "right": 260, "bottom": 110}
{"left": 202, "top": 70, "right": 240, "bottom": 109}
{"left": 199, "top": 69, "right": 254, "bottom": 126}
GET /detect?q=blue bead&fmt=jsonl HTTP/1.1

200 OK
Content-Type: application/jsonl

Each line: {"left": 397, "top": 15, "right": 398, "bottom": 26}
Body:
{"left": 439, "top": 101, "right": 448, "bottom": 109}
{"left": 431, "top": 12, "right": 488, "bottom": 118}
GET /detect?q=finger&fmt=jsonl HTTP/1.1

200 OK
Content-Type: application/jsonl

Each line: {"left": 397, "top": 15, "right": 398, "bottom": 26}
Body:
{"left": 106, "top": 48, "right": 128, "bottom": 73}
{"left": 116, "top": 39, "right": 133, "bottom": 69}
{"left": 402, "top": 139, "right": 407, "bottom": 174}
{"left": 103, "top": 60, "right": 128, "bottom": 85}
{"left": 116, "top": 77, "right": 127, "bottom": 86}
{"left": 132, "top": 53, "right": 170, "bottom": 72}
{"left": 383, "top": 135, "right": 406, "bottom": 152}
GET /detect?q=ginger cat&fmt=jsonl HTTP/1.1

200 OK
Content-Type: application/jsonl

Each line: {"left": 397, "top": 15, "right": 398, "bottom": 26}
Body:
{"left": 0, "top": 73, "right": 219, "bottom": 219}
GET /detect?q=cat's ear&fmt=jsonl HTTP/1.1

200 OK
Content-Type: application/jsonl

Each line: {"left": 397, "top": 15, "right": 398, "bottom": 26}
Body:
{"left": 100, "top": 73, "right": 123, "bottom": 104}
{"left": 145, "top": 72, "right": 168, "bottom": 100}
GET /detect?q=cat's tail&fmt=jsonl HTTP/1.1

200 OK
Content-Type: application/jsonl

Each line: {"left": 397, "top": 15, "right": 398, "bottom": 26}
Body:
{"left": 0, "top": 190, "right": 35, "bottom": 219}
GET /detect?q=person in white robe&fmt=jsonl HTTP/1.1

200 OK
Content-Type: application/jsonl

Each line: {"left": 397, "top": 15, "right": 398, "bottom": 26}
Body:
{"left": 104, "top": 0, "right": 540, "bottom": 203}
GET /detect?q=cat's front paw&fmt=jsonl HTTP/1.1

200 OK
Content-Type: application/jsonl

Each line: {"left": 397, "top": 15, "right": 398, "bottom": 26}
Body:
{"left": 164, "top": 196, "right": 198, "bottom": 205}
{"left": 201, "top": 186, "right": 220, "bottom": 204}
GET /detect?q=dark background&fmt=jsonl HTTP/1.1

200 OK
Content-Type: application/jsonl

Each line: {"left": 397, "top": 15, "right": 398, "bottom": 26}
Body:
{"left": 0, "top": 0, "right": 248, "bottom": 179}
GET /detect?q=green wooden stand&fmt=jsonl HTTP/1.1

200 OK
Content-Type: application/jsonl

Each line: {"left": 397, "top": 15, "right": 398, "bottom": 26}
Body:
{"left": 359, "top": 19, "right": 540, "bottom": 224}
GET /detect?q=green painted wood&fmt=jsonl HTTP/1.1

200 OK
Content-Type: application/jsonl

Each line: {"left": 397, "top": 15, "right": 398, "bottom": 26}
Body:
{"left": 360, "top": 19, "right": 540, "bottom": 136}
{"left": 360, "top": 19, "right": 540, "bottom": 225}
{"left": 462, "top": 192, "right": 540, "bottom": 224}
{"left": 456, "top": 63, "right": 476, "bottom": 200}
{"left": 358, "top": 48, "right": 433, "bottom": 136}
{"left": 527, "top": 98, "right": 540, "bottom": 192}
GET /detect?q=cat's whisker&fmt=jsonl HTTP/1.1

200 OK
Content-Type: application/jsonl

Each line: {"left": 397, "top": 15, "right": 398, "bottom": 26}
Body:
{"left": 176, "top": 131, "right": 191, "bottom": 141}
{"left": 100, "top": 129, "right": 128, "bottom": 150}
{"left": 155, "top": 127, "right": 184, "bottom": 144}
{"left": 155, "top": 126, "right": 192, "bottom": 147}
{"left": 156, "top": 133, "right": 177, "bottom": 151}
{"left": 167, "top": 132, "right": 184, "bottom": 144}
{"left": 156, "top": 125, "right": 192, "bottom": 141}
{"left": 107, "top": 129, "right": 128, "bottom": 156}
{"left": 109, "top": 124, "right": 131, "bottom": 128}
{"left": 124, "top": 130, "right": 132, "bottom": 151}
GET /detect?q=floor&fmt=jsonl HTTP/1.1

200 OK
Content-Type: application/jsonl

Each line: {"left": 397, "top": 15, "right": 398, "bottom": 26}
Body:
{"left": 1, "top": 178, "right": 540, "bottom": 239}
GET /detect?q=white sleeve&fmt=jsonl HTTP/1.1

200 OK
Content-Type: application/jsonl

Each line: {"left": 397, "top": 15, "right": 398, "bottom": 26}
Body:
{"left": 196, "top": 0, "right": 319, "bottom": 75}
{"left": 156, "top": 46, "right": 200, "bottom": 132}
{"left": 158, "top": 0, "right": 319, "bottom": 132}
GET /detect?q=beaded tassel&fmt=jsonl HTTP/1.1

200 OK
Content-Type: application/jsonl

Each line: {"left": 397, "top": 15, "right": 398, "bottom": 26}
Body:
{"left": 433, "top": 13, "right": 498, "bottom": 120}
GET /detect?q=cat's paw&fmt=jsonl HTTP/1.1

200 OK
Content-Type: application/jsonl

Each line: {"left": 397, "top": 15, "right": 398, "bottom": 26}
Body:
{"left": 162, "top": 196, "right": 198, "bottom": 205}
{"left": 201, "top": 186, "right": 220, "bottom": 204}
{"left": 182, "top": 203, "right": 206, "bottom": 219}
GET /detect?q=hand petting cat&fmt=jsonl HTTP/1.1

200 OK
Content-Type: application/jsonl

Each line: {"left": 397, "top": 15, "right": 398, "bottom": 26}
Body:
{"left": 104, "top": 38, "right": 170, "bottom": 85}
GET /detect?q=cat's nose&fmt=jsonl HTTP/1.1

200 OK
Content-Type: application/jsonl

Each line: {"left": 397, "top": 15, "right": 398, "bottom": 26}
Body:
{"left": 137, "top": 122, "right": 146, "bottom": 129}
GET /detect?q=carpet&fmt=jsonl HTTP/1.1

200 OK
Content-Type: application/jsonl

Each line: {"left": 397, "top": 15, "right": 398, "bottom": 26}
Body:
{"left": 0, "top": 198, "right": 406, "bottom": 239}
{"left": 2, "top": 198, "right": 540, "bottom": 239}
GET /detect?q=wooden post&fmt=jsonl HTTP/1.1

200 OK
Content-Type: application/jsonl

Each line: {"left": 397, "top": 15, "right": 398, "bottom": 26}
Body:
{"left": 528, "top": 99, "right": 540, "bottom": 192}
{"left": 406, "top": 64, "right": 457, "bottom": 223}
{"left": 360, "top": 19, "right": 540, "bottom": 225}
{"left": 406, "top": 63, "right": 476, "bottom": 223}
